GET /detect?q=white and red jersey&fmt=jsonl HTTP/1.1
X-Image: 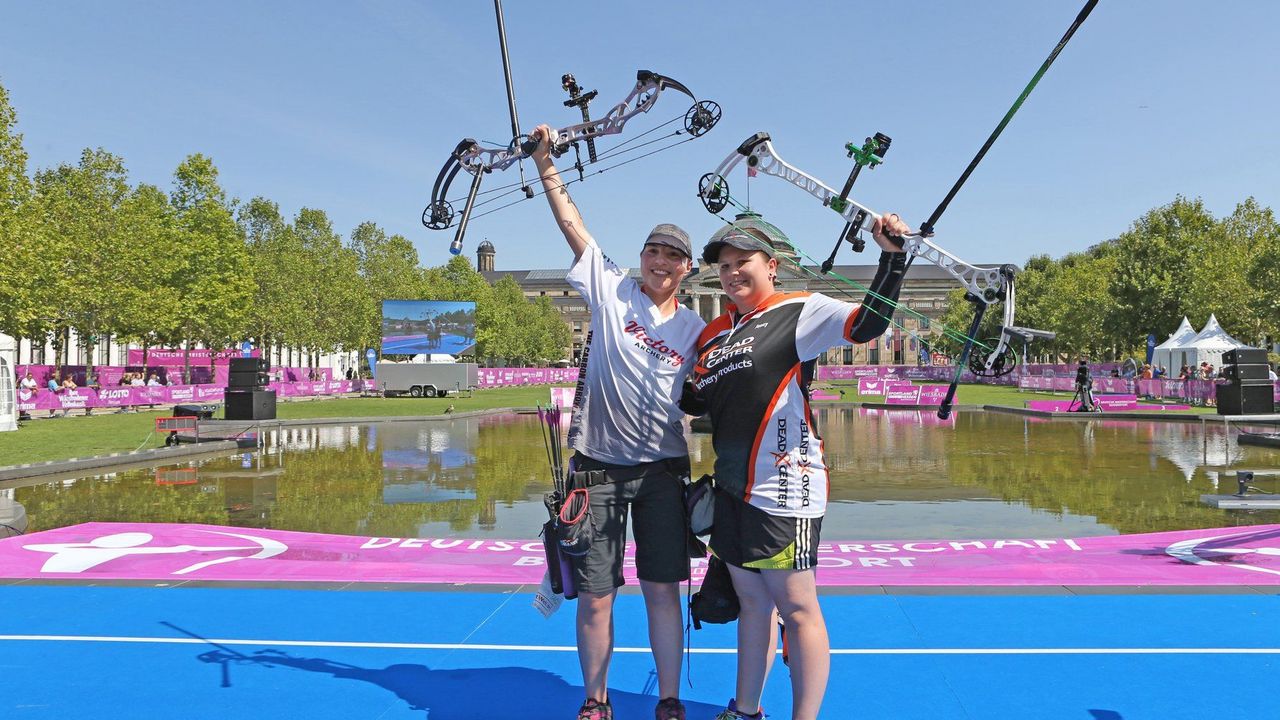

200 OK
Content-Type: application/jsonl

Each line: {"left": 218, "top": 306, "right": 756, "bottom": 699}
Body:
{"left": 691, "top": 292, "right": 864, "bottom": 518}
{"left": 565, "top": 242, "right": 705, "bottom": 465}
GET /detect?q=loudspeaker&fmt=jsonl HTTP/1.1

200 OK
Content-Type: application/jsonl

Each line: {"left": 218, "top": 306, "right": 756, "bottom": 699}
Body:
{"left": 1216, "top": 383, "right": 1276, "bottom": 416}
{"left": 1223, "top": 348, "right": 1267, "bottom": 365}
{"left": 173, "top": 404, "right": 218, "bottom": 420}
{"left": 1221, "top": 363, "right": 1270, "bottom": 382}
{"left": 229, "top": 357, "right": 269, "bottom": 374}
{"left": 228, "top": 370, "right": 270, "bottom": 389}
{"left": 224, "top": 389, "right": 277, "bottom": 420}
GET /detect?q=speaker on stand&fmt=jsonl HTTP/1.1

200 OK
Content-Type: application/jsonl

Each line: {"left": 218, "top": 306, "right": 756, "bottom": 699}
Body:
{"left": 225, "top": 357, "right": 276, "bottom": 420}
{"left": 1216, "top": 347, "right": 1276, "bottom": 415}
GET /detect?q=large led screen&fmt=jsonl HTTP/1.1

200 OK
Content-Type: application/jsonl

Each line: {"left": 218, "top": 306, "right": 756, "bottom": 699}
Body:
{"left": 381, "top": 300, "right": 476, "bottom": 356}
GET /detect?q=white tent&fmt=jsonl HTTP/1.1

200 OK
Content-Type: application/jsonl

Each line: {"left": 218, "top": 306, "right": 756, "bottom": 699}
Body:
{"left": 0, "top": 333, "right": 16, "bottom": 432}
{"left": 1151, "top": 316, "right": 1197, "bottom": 373}
{"left": 1181, "top": 314, "right": 1248, "bottom": 370}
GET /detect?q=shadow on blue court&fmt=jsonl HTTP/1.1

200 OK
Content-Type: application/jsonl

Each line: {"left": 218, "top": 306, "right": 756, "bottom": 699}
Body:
{"left": 189, "top": 646, "right": 724, "bottom": 719}
{"left": 1, "top": 584, "right": 1277, "bottom": 718}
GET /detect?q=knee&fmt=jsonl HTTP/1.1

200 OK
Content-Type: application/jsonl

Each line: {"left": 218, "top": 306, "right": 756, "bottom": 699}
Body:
{"left": 779, "top": 604, "right": 824, "bottom": 630}
{"left": 576, "top": 592, "right": 615, "bottom": 622}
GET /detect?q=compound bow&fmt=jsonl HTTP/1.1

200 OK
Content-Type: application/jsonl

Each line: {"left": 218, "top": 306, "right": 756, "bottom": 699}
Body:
{"left": 698, "top": 133, "right": 1046, "bottom": 419}
{"left": 424, "top": 70, "right": 721, "bottom": 255}
{"left": 697, "top": 0, "right": 1096, "bottom": 419}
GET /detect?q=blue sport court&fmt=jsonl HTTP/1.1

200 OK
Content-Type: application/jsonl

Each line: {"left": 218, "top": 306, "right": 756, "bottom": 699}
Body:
{"left": 1, "top": 582, "right": 1276, "bottom": 718}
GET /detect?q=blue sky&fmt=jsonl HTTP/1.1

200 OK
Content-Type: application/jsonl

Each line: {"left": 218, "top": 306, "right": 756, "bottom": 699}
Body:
{"left": 2, "top": 1, "right": 1276, "bottom": 271}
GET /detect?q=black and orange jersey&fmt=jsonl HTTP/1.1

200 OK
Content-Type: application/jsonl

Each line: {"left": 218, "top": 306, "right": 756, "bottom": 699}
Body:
{"left": 691, "top": 292, "right": 865, "bottom": 518}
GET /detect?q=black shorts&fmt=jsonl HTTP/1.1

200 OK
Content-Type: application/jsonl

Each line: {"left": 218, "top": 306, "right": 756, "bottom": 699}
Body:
{"left": 569, "top": 454, "right": 691, "bottom": 594}
{"left": 710, "top": 489, "right": 822, "bottom": 571}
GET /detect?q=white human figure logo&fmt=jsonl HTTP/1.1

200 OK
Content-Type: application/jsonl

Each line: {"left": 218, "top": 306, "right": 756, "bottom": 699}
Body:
{"left": 1165, "top": 533, "right": 1280, "bottom": 578}
{"left": 24, "top": 530, "right": 286, "bottom": 574}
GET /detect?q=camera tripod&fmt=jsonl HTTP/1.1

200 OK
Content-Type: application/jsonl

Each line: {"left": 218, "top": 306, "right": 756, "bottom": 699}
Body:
{"left": 1070, "top": 381, "right": 1099, "bottom": 412}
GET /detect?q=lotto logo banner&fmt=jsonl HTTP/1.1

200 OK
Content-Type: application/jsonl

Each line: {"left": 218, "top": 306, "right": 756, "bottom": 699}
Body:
{"left": 2, "top": 523, "right": 1278, "bottom": 586}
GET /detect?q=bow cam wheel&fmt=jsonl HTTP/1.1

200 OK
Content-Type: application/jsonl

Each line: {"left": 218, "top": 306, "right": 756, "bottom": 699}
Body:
{"left": 698, "top": 174, "right": 729, "bottom": 214}
{"left": 969, "top": 342, "right": 1018, "bottom": 378}
{"left": 686, "top": 101, "right": 722, "bottom": 137}
{"left": 422, "top": 200, "right": 454, "bottom": 230}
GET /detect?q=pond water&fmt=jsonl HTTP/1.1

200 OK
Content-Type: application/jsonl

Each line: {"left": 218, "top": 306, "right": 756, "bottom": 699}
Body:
{"left": 10, "top": 409, "right": 1280, "bottom": 540}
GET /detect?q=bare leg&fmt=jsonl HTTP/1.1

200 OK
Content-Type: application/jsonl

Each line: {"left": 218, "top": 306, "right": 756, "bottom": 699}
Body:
{"left": 760, "top": 568, "right": 828, "bottom": 720}
{"left": 639, "top": 579, "right": 684, "bottom": 699}
{"left": 727, "top": 564, "right": 777, "bottom": 716}
{"left": 576, "top": 589, "right": 616, "bottom": 701}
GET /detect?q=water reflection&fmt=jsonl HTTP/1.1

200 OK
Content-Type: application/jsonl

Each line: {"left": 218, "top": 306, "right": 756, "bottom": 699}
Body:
{"left": 12, "top": 410, "right": 1280, "bottom": 539}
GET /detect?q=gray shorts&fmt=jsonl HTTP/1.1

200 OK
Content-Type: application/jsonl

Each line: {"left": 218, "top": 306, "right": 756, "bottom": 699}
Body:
{"left": 569, "top": 454, "right": 691, "bottom": 594}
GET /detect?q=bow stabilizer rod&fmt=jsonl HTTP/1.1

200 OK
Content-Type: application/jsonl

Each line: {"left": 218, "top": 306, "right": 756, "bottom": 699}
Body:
{"left": 920, "top": 0, "right": 1098, "bottom": 237}
{"left": 924, "top": 0, "right": 1097, "bottom": 419}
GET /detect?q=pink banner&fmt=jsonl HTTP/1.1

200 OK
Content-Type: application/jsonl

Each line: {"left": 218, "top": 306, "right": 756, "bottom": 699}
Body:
{"left": 916, "top": 384, "right": 949, "bottom": 404}
{"left": 477, "top": 367, "right": 579, "bottom": 387}
{"left": 125, "top": 348, "right": 260, "bottom": 366}
{"left": 2, "top": 523, "right": 1278, "bottom": 586}
{"left": 15, "top": 381, "right": 365, "bottom": 413}
{"left": 884, "top": 384, "right": 922, "bottom": 404}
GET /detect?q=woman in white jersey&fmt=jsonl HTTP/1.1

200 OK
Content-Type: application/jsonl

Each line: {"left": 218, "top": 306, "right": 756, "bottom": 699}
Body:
{"left": 686, "top": 214, "right": 909, "bottom": 720}
{"left": 529, "top": 124, "right": 706, "bottom": 720}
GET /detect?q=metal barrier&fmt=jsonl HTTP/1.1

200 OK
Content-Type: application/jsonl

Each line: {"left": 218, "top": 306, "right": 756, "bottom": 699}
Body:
{"left": 155, "top": 416, "right": 199, "bottom": 446}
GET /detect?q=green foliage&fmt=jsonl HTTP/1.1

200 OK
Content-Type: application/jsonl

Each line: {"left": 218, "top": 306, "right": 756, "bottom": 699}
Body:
{"left": 0, "top": 82, "right": 41, "bottom": 338}
{"left": 163, "top": 154, "right": 254, "bottom": 378}
{"left": 963, "top": 195, "right": 1280, "bottom": 363}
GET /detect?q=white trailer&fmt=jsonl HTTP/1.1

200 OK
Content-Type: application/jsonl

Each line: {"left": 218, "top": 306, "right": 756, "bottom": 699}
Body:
{"left": 375, "top": 362, "right": 478, "bottom": 398}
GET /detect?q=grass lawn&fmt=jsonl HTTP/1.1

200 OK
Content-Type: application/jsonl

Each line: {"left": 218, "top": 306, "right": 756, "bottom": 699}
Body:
{"left": 0, "top": 386, "right": 566, "bottom": 468}
{"left": 825, "top": 380, "right": 1217, "bottom": 414}
{"left": 2, "top": 381, "right": 1217, "bottom": 469}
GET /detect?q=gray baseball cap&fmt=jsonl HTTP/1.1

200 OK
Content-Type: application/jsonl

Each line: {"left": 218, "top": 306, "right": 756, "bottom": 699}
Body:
{"left": 644, "top": 223, "right": 693, "bottom": 259}
{"left": 701, "top": 228, "right": 777, "bottom": 265}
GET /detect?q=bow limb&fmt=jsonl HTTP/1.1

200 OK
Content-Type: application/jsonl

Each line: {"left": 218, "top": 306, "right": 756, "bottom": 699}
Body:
{"left": 702, "top": 132, "right": 1010, "bottom": 307}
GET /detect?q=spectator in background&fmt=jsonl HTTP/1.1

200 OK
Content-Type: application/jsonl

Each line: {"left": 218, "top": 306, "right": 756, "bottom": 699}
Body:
{"left": 46, "top": 374, "right": 60, "bottom": 417}
{"left": 146, "top": 373, "right": 161, "bottom": 386}
{"left": 129, "top": 373, "right": 145, "bottom": 386}
{"left": 18, "top": 371, "right": 37, "bottom": 421}
{"left": 1269, "top": 365, "right": 1278, "bottom": 382}
{"left": 84, "top": 371, "right": 100, "bottom": 416}
{"left": 1155, "top": 365, "right": 1166, "bottom": 378}
{"left": 1139, "top": 364, "right": 1153, "bottom": 380}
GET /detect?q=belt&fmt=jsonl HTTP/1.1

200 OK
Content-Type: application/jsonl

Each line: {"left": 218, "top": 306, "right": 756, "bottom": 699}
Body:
{"left": 571, "top": 454, "right": 690, "bottom": 486}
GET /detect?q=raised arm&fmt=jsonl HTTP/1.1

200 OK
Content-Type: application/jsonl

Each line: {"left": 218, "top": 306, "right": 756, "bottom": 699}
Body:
{"left": 529, "top": 123, "right": 595, "bottom": 259}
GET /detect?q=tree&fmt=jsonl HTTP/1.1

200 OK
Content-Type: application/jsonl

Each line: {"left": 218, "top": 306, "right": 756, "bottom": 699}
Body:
{"left": 239, "top": 197, "right": 306, "bottom": 361}
{"left": 0, "top": 80, "right": 41, "bottom": 341}
{"left": 109, "top": 183, "right": 182, "bottom": 366}
{"left": 293, "top": 208, "right": 363, "bottom": 361}
{"left": 164, "top": 154, "right": 252, "bottom": 381}
{"left": 351, "top": 222, "right": 422, "bottom": 355}
{"left": 1107, "top": 196, "right": 1217, "bottom": 348}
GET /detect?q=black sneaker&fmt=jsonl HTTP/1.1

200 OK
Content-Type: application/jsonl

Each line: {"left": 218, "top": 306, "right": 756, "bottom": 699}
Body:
{"left": 577, "top": 697, "right": 613, "bottom": 720}
{"left": 654, "top": 696, "right": 686, "bottom": 720}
